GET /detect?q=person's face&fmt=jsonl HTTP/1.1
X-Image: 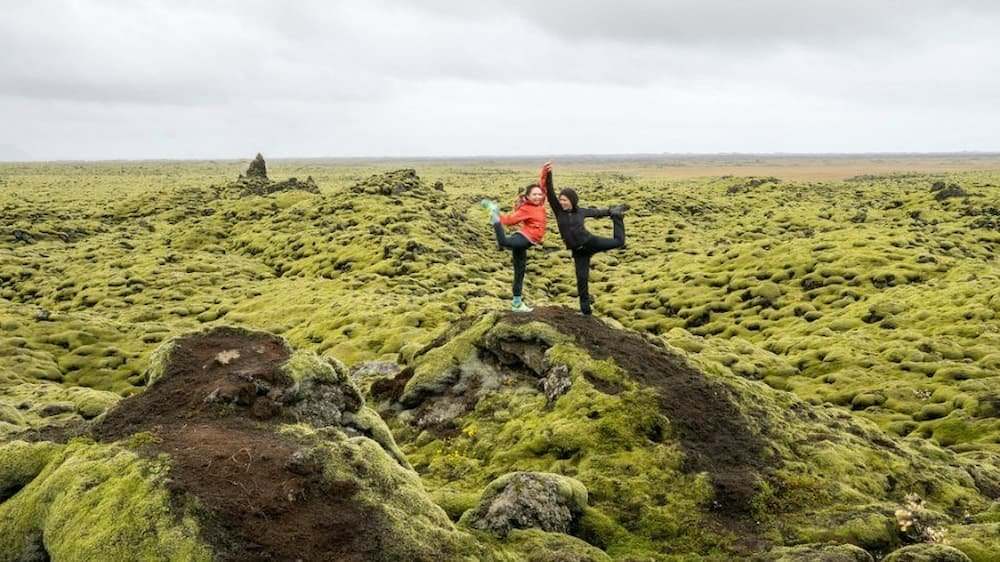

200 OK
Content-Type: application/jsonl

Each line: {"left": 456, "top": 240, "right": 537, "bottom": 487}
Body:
{"left": 527, "top": 187, "right": 544, "bottom": 205}
{"left": 558, "top": 194, "right": 573, "bottom": 211}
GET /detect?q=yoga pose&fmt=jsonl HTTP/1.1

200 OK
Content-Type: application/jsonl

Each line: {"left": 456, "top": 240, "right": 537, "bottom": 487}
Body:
{"left": 480, "top": 163, "right": 550, "bottom": 312}
{"left": 542, "top": 161, "right": 627, "bottom": 316}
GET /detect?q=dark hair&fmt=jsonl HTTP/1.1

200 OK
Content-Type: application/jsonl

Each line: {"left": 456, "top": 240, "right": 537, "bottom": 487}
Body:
{"left": 559, "top": 188, "right": 579, "bottom": 210}
{"left": 515, "top": 183, "right": 543, "bottom": 209}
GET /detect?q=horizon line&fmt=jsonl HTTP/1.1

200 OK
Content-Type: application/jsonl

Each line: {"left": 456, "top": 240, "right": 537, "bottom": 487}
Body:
{"left": 3, "top": 150, "right": 1000, "bottom": 165}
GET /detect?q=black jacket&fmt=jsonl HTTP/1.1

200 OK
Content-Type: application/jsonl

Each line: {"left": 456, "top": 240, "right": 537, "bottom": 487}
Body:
{"left": 544, "top": 169, "right": 611, "bottom": 250}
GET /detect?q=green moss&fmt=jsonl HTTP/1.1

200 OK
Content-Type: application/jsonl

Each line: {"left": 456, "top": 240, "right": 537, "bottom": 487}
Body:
{"left": 487, "top": 320, "right": 574, "bottom": 348}
{"left": 0, "top": 402, "right": 26, "bottom": 427}
{"left": 883, "top": 543, "right": 973, "bottom": 562}
{"left": 760, "top": 543, "right": 874, "bottom": 561}
{"left": 346, "top": 406, "right": 412, "bottom": 470}
{"left": 751, "top": 281, "right": 783, "bottom": 301}
{"left": 0, "top": 440, "right": 59, "bottom": 501}
{"left": 68, "top": 387, "right": 120, "bottom": 419}
{"left": 575, "top": 506, "right": 629, "bottom": 550}
{"left": 662, "top": 328, "right": 705, "bottom": 353}
{"left": 503, "top": 529, "right": 612, "bottom": 562}
{"left": 430, "top": 488, "right": 482, "bottom": 521}
{"left": 851, "top": 392, "right": 887, "bottom": 410}
{"left": 144, "top": 338, "right": 178, "bottom": 387}
{"left": 948, "top": 522, "right": 1000, "bottom": 562}
{"left": 4, "top": 159, "right": 1000, "bottom": 559}
{"left": 285, "top": 425, "right": 492, "bottom": 561}
{"left": 281, "top": 348, "right": 345, "bottom": 384}
{"left": 793, "top": 508, "right": 899, "bottom": 552}
{"left": 401, "top": 313, "right": 498, "bottom": 406}
{"left": 914, "top": 403, "right": 952, "bottom": 421}
{"left": 0, "top": 441, "right": 212, "bottom": 560}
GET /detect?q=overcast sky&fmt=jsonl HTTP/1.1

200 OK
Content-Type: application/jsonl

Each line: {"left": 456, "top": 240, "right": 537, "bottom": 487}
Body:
{"left": 2, "top": 0, "right": 999, "bottom": 161}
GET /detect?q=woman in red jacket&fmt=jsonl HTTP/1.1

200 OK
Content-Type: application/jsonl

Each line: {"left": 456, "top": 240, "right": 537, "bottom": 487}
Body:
{"left": 480, "top": 164, "right": 550, "bottom": 312}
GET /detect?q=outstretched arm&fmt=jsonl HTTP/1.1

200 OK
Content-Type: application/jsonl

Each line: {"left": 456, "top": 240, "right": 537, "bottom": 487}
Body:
{"left": 581, "top": 207, "right": 610, "bottom": 218}
{"left": 499, "top": 205, "right": 531, "bottom": 226}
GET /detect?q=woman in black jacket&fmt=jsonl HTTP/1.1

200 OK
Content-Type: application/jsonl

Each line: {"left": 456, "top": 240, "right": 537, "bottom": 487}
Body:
{"left": 541, "top": 161, "right": 627, "bottom": 316}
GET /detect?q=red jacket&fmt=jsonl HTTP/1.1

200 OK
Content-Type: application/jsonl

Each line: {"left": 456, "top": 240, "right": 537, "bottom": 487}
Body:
{"left": 499, "top": 196, "right": 547, "bottom": 244}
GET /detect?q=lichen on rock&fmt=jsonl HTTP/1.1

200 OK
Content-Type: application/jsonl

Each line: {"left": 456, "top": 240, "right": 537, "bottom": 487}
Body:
{"left": 460, "top": 471, "right": 589, "bottom": 538}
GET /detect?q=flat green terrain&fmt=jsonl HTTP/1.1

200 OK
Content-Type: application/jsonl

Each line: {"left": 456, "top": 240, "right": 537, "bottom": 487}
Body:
{"left": 1, "top": 154, "right": 998, "bottom": 560}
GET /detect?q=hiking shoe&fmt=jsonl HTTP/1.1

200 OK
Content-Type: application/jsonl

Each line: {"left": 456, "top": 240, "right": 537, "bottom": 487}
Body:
{"left": 480, "top": 199, "right": 500, "bottom": 214}
{"left": 609, "top": 204, "right": 630, "bottom": 217}
{"left": 511, "top": 301, "right": 534, "bottom": 313}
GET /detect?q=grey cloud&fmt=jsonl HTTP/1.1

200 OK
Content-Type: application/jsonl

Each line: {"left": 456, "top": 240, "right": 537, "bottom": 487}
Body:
{"left": 0, "top": 1, "right": 401, "bottom": 105}
{"left": 1, "top": 0, "right": 998, "bottom": 160}
{"left": 7, "top": 0, "right": 998, "bottom": 106}
{"left": 401, "top": 0, "right": 1000, "bottom": 52}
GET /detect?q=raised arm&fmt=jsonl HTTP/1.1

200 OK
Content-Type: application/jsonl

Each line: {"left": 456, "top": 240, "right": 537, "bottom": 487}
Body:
{"left": 541, "top": 161, "right": 562, "bottom": 215}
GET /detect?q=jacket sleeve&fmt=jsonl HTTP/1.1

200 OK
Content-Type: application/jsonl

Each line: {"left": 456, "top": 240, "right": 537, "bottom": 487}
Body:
{"left": 499, "top": 206, "right": 531, "bottom": 226}
{"left": 543, "top": 168, "right": 563, "bottom": 216}
{"left": 580, "top": 207, "right": 609, "bottom": 218}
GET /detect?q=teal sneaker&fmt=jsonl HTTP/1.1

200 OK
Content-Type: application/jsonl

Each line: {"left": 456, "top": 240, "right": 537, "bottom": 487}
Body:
{"left": 480, "top": 199, "right": 500, "bottom": 214}
{"left": 511, "top": 301, "right": 534, "bottom": 313}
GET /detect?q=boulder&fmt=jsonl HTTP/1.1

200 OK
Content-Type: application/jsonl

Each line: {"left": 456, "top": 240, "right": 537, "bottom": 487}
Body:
{"left": 460, "top": 471, "right": 589, "bottom": 538}
{"left": 542, "top": 364, "right": 572, "bottom": 405}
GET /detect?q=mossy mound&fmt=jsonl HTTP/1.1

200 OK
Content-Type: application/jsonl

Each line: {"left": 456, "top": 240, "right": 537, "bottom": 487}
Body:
{"left": 882, "top": 543, "right": 973, "bottom": 562}
{"left": 351, "top": 168, "right": 426, "bottom": 196}
{"left": 369, "top": 308, "right": 1000, "bottom": 560}
{"left": 2, "top": 327, "right": 504, "bottom": 561}
{"left": 759, "top": 542, "right": 874, "bottom": 561}
{"left": 0, "top": 438, "right": 211, "bottom": 560}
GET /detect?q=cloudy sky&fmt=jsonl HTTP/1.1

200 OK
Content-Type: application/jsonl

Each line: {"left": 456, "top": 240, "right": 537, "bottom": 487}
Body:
{"left": 2, "top": 0, "right": 999, "bottom": 161}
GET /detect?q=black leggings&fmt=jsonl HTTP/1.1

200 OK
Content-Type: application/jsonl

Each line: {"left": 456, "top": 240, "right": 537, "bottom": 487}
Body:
{"left": 571, "top": 216, "right": 625, "bottom": 314}
{"left": 493, "top": 223, "right": 533, "bottom": 298}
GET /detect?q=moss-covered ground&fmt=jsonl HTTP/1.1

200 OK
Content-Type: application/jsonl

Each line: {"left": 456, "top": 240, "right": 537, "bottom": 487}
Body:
{"left": 1, "top": 155, "right": 998, "bottom": 559}
{"left": 375, "top": 308, "right": 998, "bottom": 560}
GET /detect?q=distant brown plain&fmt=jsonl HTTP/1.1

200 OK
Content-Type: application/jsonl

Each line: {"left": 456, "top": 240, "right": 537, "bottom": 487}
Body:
{"left": 450, "top": 152, "right": 1000, "bottom": 181}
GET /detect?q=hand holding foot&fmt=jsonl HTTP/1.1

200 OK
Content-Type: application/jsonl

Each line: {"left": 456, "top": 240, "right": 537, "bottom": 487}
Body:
{"left": 609, "top": 204, "right": 629, "bottom": 217}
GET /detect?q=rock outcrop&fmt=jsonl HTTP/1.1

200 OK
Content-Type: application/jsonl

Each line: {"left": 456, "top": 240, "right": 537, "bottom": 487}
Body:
{"left": 219, "top": 153, "right": 319, "bottom": 198}
{"left": 460, "top": 471, "right": 589, "bottom": 538}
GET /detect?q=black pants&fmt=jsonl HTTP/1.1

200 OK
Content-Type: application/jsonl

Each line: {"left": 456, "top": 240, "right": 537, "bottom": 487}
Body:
{"left": 493, "top": 223, "right": 533, "bottom": 298}
{"left": 571, "top": 216, "right": 625, "bottom": 314}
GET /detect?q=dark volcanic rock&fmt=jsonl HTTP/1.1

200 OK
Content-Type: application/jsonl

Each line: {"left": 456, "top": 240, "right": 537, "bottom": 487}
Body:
{"left": 218, "top": 154, "right": 319, "bottom": 198}
{"left": 246, "top": 152, "right": 268, "bottom": 180}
